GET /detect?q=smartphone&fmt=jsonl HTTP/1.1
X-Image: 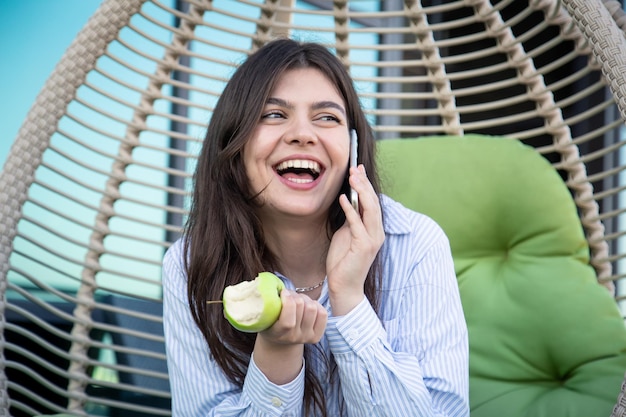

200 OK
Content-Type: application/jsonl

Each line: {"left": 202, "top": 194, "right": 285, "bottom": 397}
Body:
{"left": 349, "top": 129, "right": 359, "bottom": 212}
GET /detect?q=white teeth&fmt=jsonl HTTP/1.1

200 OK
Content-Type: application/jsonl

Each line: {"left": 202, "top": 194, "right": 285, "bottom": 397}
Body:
{"left": 275, "top": 159, "right": 321, "bottom": 174}
{"left": 287, "top": 177, "right": 313, "bottom": 184}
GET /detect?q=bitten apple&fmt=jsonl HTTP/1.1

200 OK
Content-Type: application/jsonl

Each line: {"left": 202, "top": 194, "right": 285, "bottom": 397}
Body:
{"left": 223, "top": 272, "right": 285, "bottom": 333}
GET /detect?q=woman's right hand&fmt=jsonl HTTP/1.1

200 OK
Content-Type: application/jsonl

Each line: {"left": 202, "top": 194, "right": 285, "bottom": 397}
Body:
{"left": 252, "top": 290, "right": 327, "bottom": 384}
{"left": 263, "top": 289, "right": 327, "bottom": 345}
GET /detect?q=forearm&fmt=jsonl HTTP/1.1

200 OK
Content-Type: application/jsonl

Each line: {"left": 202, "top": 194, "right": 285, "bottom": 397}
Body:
{"left": 253, "top": 336, "right": 304, "bottom": 385}
{"left": 331, "top": 339, "right": 466, "bottom": 417}
{"left": 327, "top": 300, "right": 430, "bottom": 416}
{"left": 241, "top": 357, "right": 306, "bottom": 416}
{"left": 169, "top": 358, "right": 305, "bottom": 417}
{"left": 165, "top": 304, "right": 307, "bottom": 416}
{"left": 332, "top": 347, "right": 434, "bottom": 416}
{"left": 326, "top": 299, "right": 468, "bottom": 417}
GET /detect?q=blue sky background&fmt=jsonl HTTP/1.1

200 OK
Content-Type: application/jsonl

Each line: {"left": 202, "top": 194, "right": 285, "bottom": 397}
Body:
{"left": 0, "top": 1, "right": 102, "bottom": 170}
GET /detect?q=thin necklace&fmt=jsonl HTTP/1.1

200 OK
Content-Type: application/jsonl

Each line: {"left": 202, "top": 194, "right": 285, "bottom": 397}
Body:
{"left": 295, "top": 277, "right": 327, "bottom": 293}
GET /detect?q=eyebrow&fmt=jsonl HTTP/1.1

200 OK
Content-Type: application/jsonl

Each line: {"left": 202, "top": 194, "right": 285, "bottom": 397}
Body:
{"left": 266, "top": 97, "right": 346, "bottom": 116}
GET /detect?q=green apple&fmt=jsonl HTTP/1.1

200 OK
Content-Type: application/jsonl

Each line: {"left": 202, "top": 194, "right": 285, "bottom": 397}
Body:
{"left": 223, "top": 272, "right": 285, "bottom": 333}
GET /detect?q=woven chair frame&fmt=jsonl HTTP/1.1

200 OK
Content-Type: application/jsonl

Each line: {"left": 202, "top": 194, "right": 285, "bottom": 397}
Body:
{"left": 2, "top": 0, "right": 626, "bottom": 415}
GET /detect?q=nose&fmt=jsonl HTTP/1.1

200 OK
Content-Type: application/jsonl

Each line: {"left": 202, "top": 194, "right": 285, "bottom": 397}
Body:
{"left": 284, "top": 117, "right": 317, "bottom": 146}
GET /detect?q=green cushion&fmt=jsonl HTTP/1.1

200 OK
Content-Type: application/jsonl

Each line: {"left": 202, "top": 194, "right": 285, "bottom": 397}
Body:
{"left": 376, "top": 134, "right": 626, "bottom": 417}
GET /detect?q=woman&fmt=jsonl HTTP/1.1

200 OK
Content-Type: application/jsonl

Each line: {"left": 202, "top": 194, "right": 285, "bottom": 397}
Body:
{"left": 163, "top": 38, "right": 469, "bottom": 416}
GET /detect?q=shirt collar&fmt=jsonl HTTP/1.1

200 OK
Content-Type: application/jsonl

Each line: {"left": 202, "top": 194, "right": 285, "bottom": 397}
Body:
{"left": 380, "top": 194, "right": 413, "bottom": 235}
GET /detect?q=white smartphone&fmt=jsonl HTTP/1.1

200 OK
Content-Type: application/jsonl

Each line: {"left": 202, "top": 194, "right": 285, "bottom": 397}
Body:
{"left": 349, "top": 129, "right": 359, "bottom": 212}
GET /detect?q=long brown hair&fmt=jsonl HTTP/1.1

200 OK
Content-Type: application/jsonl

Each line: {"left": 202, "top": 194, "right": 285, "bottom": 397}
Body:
{"left": 184, "top": 38, "right": 383, "bottom": 416}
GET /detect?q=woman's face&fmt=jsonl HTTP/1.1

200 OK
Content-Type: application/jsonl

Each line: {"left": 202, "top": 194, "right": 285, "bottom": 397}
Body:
{"left": 243, "top": 67, "right": 350, "bottom": 224}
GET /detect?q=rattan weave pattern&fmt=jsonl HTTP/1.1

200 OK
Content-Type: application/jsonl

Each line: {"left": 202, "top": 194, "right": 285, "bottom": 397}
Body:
{"left": 1, "top": 0, "right": 626, "bottom": 415}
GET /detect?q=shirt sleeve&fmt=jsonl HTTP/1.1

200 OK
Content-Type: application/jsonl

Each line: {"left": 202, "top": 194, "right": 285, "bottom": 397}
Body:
{"left": 325, "top": 235, "right": 469, "bottom": 417}
{"left": 162, "top": 241, "right": 306, "bottom": 416}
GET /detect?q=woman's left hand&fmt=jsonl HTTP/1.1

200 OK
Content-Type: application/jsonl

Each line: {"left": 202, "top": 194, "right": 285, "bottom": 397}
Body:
{"left": 326, "top": 164, "right": 385, "bottom": 316}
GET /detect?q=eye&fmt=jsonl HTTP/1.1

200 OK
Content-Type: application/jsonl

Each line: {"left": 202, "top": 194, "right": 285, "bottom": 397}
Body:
{"left": 261, "top": 110, "right": 285, "bottom": 120}
{"left": 317, "top": 114, "right": 341, "bottom": 123}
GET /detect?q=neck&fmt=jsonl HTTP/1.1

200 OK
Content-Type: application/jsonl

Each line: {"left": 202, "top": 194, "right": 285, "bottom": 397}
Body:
{"left": 261, "top": 215, "right": 329, "bottom": 287}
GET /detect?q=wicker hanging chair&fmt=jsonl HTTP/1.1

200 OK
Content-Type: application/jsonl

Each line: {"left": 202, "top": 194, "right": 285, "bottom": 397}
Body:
{"left": 2, "top": 0, "right": 626, "bottom": 416}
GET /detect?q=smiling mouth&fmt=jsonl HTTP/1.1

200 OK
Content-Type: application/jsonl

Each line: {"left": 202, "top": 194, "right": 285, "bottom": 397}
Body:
{"left": 275, "top": 159, "right": 321, "bottom": 184}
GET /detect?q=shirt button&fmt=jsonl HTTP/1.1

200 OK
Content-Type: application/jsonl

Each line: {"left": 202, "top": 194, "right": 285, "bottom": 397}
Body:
{"left": 348, "top": 330, "right": 359, "bottom": 340}
{"left": 271, "top": 397, "right": 282, "bottom": 407}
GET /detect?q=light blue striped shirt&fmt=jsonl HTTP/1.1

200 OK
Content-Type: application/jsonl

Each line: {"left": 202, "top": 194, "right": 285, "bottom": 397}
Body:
{"left": 163, "top": 195, "right": 469, "bottom": 416}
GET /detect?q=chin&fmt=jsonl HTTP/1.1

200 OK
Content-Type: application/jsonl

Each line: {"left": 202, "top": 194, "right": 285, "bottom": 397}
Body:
{"left": 281, "top": 204, "right": 329, "bottom": 218}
